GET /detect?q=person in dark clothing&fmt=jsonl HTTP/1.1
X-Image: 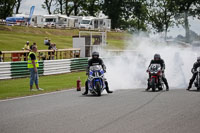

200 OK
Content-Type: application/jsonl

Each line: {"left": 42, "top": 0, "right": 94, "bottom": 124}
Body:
{"left": 0, "top": 51, "right": 3, "bottom": 62}
{"left": 46, "top": 39, "right": 51, "bottom": 46}
{"left": 82, "top": 52, "right": 113, "bottom": 95}
{"left": 146, "top": 54, "right": 169, "bottom": 91}
{"left": 187, "top": 57, "right": 200, "bottom": 90}
{"left": 48, "top": 44, "right": 53, "bottom": 60}
{"left": 30, "top": 42, "right": 36, "bottom": 50}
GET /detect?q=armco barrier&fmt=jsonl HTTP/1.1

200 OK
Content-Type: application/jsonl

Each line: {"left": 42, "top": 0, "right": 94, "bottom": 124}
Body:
{"left": 11, "top": 61, "right": 44, "bottom": 78}
{"left": 0, "top": 58, "right": 88, "bottom": 80}
{"left": 70, "top": 58, "right": 88, "bottom": 71}
{"left": 0, "top": 62, "right": 12, "bottom": 79}
{"left": 43, "top": 59, "right": 71, "bottom": 75}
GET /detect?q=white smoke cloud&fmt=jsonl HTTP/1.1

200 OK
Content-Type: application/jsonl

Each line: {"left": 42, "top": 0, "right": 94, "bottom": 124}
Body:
{"left": 99, "top": 35, "right": 198, "bottom": 91}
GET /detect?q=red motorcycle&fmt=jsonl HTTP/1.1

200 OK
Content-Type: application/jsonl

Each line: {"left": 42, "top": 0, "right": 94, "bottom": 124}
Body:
{"left": 147, "top": 64, "right": 164, "bottom": 92}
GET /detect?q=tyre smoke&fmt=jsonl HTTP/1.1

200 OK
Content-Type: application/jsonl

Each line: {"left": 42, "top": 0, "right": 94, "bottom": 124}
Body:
{"left": 100, "top": 35, "right": 198, "bottom": 91}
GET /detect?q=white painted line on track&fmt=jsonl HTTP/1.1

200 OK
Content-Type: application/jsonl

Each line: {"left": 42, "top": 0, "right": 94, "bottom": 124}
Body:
{"left": 0, "top": 88, "right": 78, "bottom": 102}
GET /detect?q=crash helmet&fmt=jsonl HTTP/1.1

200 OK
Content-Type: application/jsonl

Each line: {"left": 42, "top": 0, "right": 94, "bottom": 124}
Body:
{"left": 154, "top": 54, "right": 161, "bottom": 60}
{"left": 92, "top": 51, "right": 99, "bottom": 59}
{"left": 197, "top": 56, "right": 200, "bottom": 62}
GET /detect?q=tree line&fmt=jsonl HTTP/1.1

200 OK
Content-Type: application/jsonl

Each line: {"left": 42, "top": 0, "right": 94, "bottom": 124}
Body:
{"left": 0, "top": 0, "right": 200, "bottom": 42}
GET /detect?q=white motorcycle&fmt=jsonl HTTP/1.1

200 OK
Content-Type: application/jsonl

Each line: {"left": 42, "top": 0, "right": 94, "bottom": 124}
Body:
{"left": 87, "top": 65, "right": 106, "bottom": 96}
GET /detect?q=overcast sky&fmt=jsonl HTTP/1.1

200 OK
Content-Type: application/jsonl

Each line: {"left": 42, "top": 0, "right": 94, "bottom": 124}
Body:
{"left": 20, "top": 0, "right": 200, "bottom": 37}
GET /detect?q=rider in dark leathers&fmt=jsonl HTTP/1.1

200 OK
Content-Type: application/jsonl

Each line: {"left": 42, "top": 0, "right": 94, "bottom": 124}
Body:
{"left": 146, "top": 54, "right": 169, "bottom": 91}
{"left": 187, "top": 57, "right": 200, "bottom": 90}
{"left": 82, "top": 52, "right": 113, "bottom": 95}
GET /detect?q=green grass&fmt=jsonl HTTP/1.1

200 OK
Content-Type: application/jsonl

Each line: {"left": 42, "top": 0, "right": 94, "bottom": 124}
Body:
{"left": 0, "top": 25, "right": 128, "bottom": 51}
{"left": 0, "top": 71, "right": 87, "bottom": 100}
{"left": 0, "top": 27, "right": 75, "bottom": 51}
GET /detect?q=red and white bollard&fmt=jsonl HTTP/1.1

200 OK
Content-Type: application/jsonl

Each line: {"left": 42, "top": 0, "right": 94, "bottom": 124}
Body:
{"left": 76, "top": 77, "right": 81, "bottom": 91}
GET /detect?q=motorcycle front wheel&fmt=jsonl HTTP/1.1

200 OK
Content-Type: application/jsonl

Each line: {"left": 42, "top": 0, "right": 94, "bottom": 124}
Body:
{"left": 151, "top": 78, "right": 156, "bottom": 92}
{"left": 95, "top": 81, "right": 101, "bottom": 96}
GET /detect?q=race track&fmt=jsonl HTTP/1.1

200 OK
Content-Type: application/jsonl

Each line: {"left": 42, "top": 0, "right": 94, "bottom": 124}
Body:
{"left": 0, "top": 88, "right": 200, "bottom": 133}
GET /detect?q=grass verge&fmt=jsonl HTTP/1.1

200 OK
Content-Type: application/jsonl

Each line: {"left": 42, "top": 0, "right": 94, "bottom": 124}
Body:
{"left": 0, "top": 71, "right": 87, "bottom": 100}
{"left": 0, "top": 25, "right": 128, "bottom": 51}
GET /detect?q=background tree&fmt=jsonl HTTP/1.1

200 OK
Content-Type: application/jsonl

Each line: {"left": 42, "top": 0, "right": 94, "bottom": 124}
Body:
{"left": 63, "top": 0, "right": 73, "bottom": 16}
{"left": 72, "top": 0, "right": 83, "bottom": 16}
{"left": 55, "top": 0, "right": 64, "bottom": 14}
{"left": 42, "top": 0, "right": 54, "bottom": 14}
{"left": 148, "top": 0, "right": 177, "bottom": 39}
{"left": 81, "top": 0, "right": 101, "bottom": 16}
{"left": 15, "top": 0, "right": 22, "bottom": 14}
{"left": 102, "top": 0, "right": 124, "bottom": 29}
{"left": 0, "top": 0, "right": 16, "bottom": 19}
{"left": 55, "top": 0, "right": 84, "bottom": 16}
{"left": 175, "top": 0, "right": 200, "bottom": 42}
{"left": 123, "top": 0, "right": 148, "bottom": 32}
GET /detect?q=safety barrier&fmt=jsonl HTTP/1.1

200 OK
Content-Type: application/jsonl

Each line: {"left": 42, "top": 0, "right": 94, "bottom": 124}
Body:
{"left": 43, "top": 59, "right": 71, "bottom": 75}
{"left": 0, "top": 58, "right": 88, "bottom": 80}
{"left": 0, "top": 62, "right": 11, "bottom": 80}
{"left": 70, "top": 58, "right": 88, "bottom": 72}
{"left": 11, "top": 61, "right": 44, "bottom": 78}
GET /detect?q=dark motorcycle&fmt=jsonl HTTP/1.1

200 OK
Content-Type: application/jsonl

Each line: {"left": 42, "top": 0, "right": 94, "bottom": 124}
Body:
{"left": 147, "top": 64, "right": 164, "bottom": 92}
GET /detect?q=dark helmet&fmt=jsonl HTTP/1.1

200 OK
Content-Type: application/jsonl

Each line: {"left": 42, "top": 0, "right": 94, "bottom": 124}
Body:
{"left": 197, "top": 56, "right": 200, "bottom": 62}
{"left": 154, "top": 54, "right": 161, "bottom": 60}
{"left": 92, "top": 51, "right": 99, "bottom": 59}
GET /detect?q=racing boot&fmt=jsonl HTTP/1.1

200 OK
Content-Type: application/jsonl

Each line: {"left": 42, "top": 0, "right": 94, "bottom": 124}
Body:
{"left": 146, "top": 86, "right": 150, "bottom": 91}
{"left": 146, "top": 79, "right": 150, "bottom": 91}
{"left": 105, "top": 81, "right": 113, "bottom": 93}
{"left": 163, "top": 78, "right": 169, "bottom": 91}
{"left": 166, "top": 85, "right": 169, "bottom": 91}
{"left": 82, "top": 81, "right": 88, "bottom": 95}
{"left": 187, "top": 81, "right": 192, "bottom": 90}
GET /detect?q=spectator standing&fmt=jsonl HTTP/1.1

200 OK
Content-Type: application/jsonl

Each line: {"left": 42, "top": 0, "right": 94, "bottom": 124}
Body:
{"left": 51, "top": 43, "right": 57, "bottom": 60}
{"left": 48, "top": 43, "right": 53, "bottom": 60}
{"left": 23, "top": 41, "right": 30, "bottom": 61}
{"left": 27, "top": 45, "right": 43, "bottom": 91}
{"left": 30, "top": 42, "right": 37, "bottom": 50}
{"left": 24, "top": 41, "right": 30, "bottom": 51}
{"left": 0, "top": 51, "right": 3, "bottom": 62}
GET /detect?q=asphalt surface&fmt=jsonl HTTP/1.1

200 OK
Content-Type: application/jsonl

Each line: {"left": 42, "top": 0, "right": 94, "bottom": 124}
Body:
{"left": 0, "top": 88, "right": 200, "bottom": 133}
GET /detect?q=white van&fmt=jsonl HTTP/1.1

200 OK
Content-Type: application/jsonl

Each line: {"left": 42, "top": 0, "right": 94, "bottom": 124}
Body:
{"left": 79, "top": 17, "right": 94, "bottom": 29}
